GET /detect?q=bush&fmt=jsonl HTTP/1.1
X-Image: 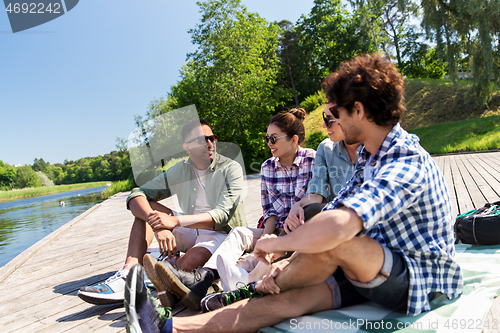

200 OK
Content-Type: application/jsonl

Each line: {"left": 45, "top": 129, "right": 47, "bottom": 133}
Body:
{"left": 15, "top": 165, "right": 41, "bottom": 188}
{"left": 306, "top": 131, "right": 328, "bottom": 150}
{"left": 99, "top": 177, "right": 137, "bottom": 200}
{"left": 300, "top": 91, "right": 327, "bottom": 112}
{"left": 36, "top": 171, "right": 54, "bottom": 187}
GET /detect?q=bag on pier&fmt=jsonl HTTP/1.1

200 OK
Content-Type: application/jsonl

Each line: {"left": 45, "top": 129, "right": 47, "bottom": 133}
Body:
{"left": 454, "top": 201, "right": 500, "bottom": 245}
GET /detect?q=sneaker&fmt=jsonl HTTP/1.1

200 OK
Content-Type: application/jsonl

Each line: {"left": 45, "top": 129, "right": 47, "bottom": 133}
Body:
{"left": 143, "top": 254, "right": 178, "bottom": 308}
{"left": 155, "top": 261, "right": 214, "bottom": 311}
{"left": 216, "top": 254, "right": 249, "bottom": 291}
{"left": 78, "top": 269, "right": 128, "bottom": 305}
{"left": 125, "top": 264, "right": 173, "bottom": 333}
{"left": 200, "top": 282, "right": 262, "bottom": 313}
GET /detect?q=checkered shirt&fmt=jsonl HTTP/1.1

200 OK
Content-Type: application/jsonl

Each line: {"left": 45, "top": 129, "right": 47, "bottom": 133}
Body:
{"left": 261, "top": 147, "right": 316, "bottom": 229}
{"left": 324, "top": 124, "right": 463, "bottom": 316}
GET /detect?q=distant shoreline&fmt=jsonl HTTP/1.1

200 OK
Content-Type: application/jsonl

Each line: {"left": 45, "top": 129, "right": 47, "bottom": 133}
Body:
{"left": 0, "top": 181, "right": 109, "bottom": 202}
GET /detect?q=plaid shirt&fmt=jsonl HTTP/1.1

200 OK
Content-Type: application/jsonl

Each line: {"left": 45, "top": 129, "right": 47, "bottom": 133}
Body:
{"left": 261, "top": 147, "right": 316, "bottom": 229}
{"left": 324, "top": 124, "right": 463, "bottom": 316}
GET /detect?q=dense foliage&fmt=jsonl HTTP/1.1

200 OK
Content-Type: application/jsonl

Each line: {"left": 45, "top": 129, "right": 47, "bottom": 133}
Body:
{"left": 0, "top": 151, "right": 133, "bottom": 191}
{"left": 421, "top": 0, "right": 500, "bottom": 100}
{"left": 130, "top": 0, "right": 379, "bottom": 169}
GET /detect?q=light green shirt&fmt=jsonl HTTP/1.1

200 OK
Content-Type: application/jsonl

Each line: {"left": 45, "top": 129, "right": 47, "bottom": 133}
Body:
{"left": 126, "top": 153, "right": 247, "bottom": 233}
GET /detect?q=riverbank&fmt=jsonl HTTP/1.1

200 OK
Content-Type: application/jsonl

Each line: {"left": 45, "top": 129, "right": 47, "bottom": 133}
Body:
{"left": 0, "top": 181, "right": 109, "bottom": 202}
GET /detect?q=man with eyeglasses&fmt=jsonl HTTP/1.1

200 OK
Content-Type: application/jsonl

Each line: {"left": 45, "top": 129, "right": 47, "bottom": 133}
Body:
{"left": 78, "top": 118, "right": 247, "bottom": 307}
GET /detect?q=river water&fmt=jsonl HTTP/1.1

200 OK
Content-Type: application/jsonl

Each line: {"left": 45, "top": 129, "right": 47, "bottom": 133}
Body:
{"left": 0, "top": 186, "right": 107, "bottom": 268}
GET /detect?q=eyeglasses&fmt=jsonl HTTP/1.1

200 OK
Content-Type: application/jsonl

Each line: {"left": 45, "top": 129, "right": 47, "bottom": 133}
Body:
{"left": 329, "top": 104, "right": 340, "bottom": 119}
{"left": 322, "top": 111, "right": 337, "bottom": 128}
{"left": 263, "top": 134, "right": 287, "bottom": 145}
{"left": 185, "top": 135, "right": 218, "bottom": 145}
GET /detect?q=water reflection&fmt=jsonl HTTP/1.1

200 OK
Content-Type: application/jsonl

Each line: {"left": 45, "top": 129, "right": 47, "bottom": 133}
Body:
{"left": 0, "top": 186, "right": 106, "bottom": 268}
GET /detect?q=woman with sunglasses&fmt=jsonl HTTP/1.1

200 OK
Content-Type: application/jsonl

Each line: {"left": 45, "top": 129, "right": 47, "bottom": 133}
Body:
{"left": 195, "top": 108, "right": 317, "bottom": 292}
{"left": 284, "top": 102, "right": 361, "bottom": 233}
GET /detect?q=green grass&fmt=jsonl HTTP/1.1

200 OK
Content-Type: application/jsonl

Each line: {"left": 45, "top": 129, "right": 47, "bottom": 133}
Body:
{"left": 99, "top": 178, "right": 137, "bottom": 200}
{"left": 304, "top": 104, "right": 328, "bottom": 148}
{"left": 408, "top": 116, "right": 500, "bottom": 155}
{"left": 0, "top": 181, "right": 109, "bottom": 202}
{"left": 403, "top": 78, "right": 500, "bottom": 129}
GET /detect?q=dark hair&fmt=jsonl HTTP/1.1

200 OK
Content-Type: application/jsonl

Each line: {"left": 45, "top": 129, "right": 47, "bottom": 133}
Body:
{"left": 181, "top": 119, "right": 211, "bottom": 142}
{"left": 269, "top": 108, "right": 306, "bottom": 145}
{"left": 323, "top": 53, "right": 406, "bottom": 127}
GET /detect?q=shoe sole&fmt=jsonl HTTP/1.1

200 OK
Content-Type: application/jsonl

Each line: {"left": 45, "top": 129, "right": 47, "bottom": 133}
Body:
{"left": 155, "top": 263, "right": 201, "bottom": 311}
{"left": 77, "top": 290, "right": 124, "bottom": 305}
{"left": 143, "top": 254, "right": 177, "bottom": 308}
{"left": 124, "top": 265, "right": 143, "bottom": 333}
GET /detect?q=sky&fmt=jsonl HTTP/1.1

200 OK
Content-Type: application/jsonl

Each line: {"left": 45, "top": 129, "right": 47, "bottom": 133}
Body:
{"left": 0, "top": 0, "right": 315, "bottom": 166}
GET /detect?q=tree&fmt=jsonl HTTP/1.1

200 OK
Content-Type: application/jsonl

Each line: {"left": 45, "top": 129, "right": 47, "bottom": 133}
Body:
{"left": 45, "top": 164, "right": 64, "bottom": 184}
{"left": 400, "top": 37, "right": 447, "bottom": 79}
{"left": 349, "top": 0, "right": 420, "bottom": 67}
{"left": 15, "top": 165, "right": 41, "bottom": 188}
{"left": 32, "top": 158, "right": 48, "bottom": 173}
{"left": 36, "top": 171, "right": 54, "bottom": 187}
{"left": 291, "top": 0, "right": 376, "bottom": 100}
{"left": 421, "top": 0, "right": 500, "bottom": 100}
{"left": 184, "top": 0, "right": 287, "bottom": 165}
{"left": 0, "top": 160, "right": 16, "bottom": 189}
{"left": 275, "top": 20, "right": 303, "bottom": 107}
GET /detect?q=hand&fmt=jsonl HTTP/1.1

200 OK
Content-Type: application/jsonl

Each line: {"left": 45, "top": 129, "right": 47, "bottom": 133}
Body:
{"left": 253, "top": 234, "right": 286, "bottom": 265}
{"left": 154, "top": 229, "right": 177, "bottom": 259}
{"left": 284, "top": 203, "right": 304, "bottom": 233}
{"left": 260, "top": 259, "right": 291, "bottom": 294}
{"left": 148, "top": 211, "right": 179, "bottom": 231}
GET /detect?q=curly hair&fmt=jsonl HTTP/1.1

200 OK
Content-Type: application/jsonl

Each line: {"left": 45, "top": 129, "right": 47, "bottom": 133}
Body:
{"left": 270, "top": 108, "right": 306, "bottom": 145}
{"left": 323, "top": 53, "right": 406, "bottom": 127}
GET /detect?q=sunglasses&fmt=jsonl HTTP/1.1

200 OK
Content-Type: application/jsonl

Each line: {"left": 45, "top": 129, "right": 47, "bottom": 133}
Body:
{"left": 185, "top": 135, "right": 218, "bottom": 145}
{"left": 263, "top": 134, "right": 287, "bottom": 145}
{"left": 322, "top": 111, "right": 337, "bottom": 128}
{"left": 329, "top": 104, "right": 340, "bottom": 119}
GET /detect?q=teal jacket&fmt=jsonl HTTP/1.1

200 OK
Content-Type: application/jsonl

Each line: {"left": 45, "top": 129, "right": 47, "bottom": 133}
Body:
{"left": 126, "top": 153, "right": 247, "bottom": 233}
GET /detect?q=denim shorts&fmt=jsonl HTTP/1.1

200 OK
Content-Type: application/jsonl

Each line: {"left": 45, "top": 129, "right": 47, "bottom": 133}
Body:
{"left": 326, "top": 246, "right": 409, "bottom": 312}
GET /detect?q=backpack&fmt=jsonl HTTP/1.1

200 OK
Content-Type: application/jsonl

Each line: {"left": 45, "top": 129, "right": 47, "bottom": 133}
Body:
{"left": 454, "top": 201, "right": 500, "bottom": 245}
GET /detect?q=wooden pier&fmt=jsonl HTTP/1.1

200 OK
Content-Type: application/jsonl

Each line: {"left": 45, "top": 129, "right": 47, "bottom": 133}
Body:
{"left": 1, "top": 152, "right": 500, "bottom": 332}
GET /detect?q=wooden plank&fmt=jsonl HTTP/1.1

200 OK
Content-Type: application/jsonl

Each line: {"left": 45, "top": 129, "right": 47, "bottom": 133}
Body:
{"left": 455, "top": 154, "right": 487, "bottom": 207}
{"left": 449, "top": 155, "right": 475, "bottom": 214}
{"left": 482, "top": 152, "right": 500, "bottom": 169}
{"left": 476, "top": 153, "right": 500, "bottom": 186}
{"left": 461, "top": 154, "right": 500, "bottom": 202}
{"left": 455, "top": 155, "right": 485, "bottom": 209}
{"left": 440, "top": 155, "right": 459, "bottom": 218}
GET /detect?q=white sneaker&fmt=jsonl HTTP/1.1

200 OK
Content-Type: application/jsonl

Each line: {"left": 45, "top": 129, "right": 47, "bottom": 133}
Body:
{"left": 78, "top": 269, "right": 129, "bottom": 305}
{"left": 216, "top": 255, "right": 249, "bottom": 292}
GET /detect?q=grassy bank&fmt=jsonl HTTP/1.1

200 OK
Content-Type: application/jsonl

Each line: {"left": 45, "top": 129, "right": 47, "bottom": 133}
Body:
{"left": 99, "top": 178, "right": 136, "bottom": 200}
{"left": 303, "top": 78, "right": 500, "bottom": 154}
{"left": 408, "top": 116, "right": 500, "bottom": 155}
{"left": 0, "top": 181, "right": 109, "bottom": 202}
{"left": 402, "top": 78, "right": 500, "bottom": 129}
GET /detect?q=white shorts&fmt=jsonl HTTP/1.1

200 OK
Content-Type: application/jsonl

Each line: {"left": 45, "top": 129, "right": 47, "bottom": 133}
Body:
{"left": 172, "top": 227, "right": 227, "bottom": 254}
